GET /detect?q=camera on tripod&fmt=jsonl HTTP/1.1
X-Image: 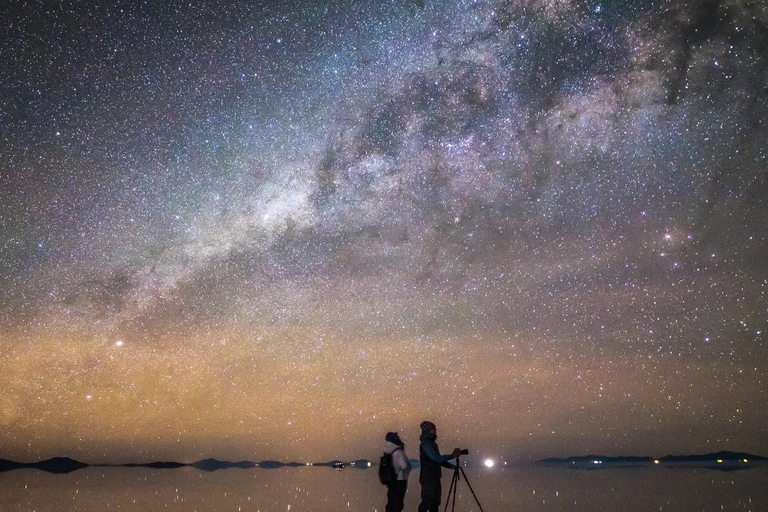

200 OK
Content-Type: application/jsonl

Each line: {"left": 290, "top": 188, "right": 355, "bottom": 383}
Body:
{"left": 458, "top": 449, "right": 469, "bottom": 455}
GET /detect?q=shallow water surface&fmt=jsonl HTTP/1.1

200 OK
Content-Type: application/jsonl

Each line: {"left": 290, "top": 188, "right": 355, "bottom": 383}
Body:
{"left": 0, "top": 465, "right": 764, "bottom": 511}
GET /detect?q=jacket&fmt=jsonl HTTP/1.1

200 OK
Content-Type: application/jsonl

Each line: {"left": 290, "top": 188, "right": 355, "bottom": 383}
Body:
{"left": 419, "top": 433, "right": 455, "bottom": 482}
{"left": 383, "top": 441, "right": 412, "bottom": 481}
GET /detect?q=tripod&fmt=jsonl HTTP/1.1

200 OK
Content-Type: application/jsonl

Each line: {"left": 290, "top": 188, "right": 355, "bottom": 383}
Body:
{"left": 443, "top": 455, "right": 486, "bottom": 512}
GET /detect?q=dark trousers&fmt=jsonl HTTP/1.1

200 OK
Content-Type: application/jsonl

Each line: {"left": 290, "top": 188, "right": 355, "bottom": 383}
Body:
{"left": 386, "top": 480, "right": 408, "bottom": 512}
{"left": 418, "top": 478, "right": 442, "bottom": 512}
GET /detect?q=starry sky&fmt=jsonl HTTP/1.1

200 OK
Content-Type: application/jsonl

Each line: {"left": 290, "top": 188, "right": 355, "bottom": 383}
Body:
{"left": 1, "top": 0, "right": 766, "bottom": 464}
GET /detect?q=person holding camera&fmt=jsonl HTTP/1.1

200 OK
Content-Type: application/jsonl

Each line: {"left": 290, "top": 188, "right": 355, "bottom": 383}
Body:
{"left": 418, "top": 421, "right": 462, "bottom": 512}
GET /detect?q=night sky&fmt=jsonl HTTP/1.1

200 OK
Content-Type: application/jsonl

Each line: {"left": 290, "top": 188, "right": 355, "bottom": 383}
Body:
{"left": 1, "top": 0, "right": 766, "bottom": 464}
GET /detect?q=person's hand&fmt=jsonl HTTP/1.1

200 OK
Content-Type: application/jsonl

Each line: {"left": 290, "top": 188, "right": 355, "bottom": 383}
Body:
{"left": 451, "top": 448, "right": 462, "bottom": 458}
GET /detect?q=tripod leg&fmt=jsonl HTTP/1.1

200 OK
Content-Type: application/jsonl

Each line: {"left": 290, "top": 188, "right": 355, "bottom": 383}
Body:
{"left": 443, "top": 469, "right": 458, "bottom": 512}
{"left": 450, "top": 468, "right": 459, "bottom": 512}
{"left": 458, "top": 467, "right": 486, "bottom": 512}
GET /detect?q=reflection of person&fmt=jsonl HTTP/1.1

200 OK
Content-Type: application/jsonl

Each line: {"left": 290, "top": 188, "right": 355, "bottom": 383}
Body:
{"left": 384, "top": 432, "right": 411, "bottom": 512}
{"left": 418, "top": 421, "right": 461, "bottom": 512}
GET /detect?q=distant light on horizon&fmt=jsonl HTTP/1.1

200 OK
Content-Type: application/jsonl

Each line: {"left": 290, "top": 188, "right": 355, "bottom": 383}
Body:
{"left": 484, "top": 459, "right": 494, "bottom": 468}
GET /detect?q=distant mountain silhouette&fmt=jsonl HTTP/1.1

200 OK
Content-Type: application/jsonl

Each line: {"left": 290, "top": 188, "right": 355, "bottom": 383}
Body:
{"left": 122, "top": 461, "right": 189, "bottom": 469}
{"left": 660, "top": 450, "right": 766, "bottom": 462}
{"left": 0, "top": 457, "right": 88, "bottom": 474}
{"left": 0, "top": 456, "right": 372, "bottom": 474}
{"left": 4, "top": 451, "right": 764, "bottom": 474}
{"left": 539, "top": 455, "right": 653, "bottom": 464}
{"left": 191, "top": 458, "right": 256, "bottom": 471}
{"left": 306, "top": 459, "right": 339, "bottom": 467}
{"left": 538, "top": 451, "right": 766, "bottom": 471}
{"left": 349, "top": 459, "right": 371, "bottom": 469}
{"left": 258, "top": 460, "right": 285, "bottom": 468}
{"left": 0, "top": 459, "right": 25, "bottom": 472}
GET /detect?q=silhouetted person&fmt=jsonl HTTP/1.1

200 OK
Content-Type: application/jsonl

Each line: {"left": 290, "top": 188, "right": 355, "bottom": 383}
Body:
{"left": 383, "top": 431, "right": 411, "bottom": 512}
{"left": 418, "top": 421, "right": 461, "bottom": 512}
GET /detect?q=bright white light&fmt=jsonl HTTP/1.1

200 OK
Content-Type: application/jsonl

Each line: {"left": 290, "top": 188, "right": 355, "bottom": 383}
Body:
{"left": 115, "top": 340, "right": 124, "bottom": 347}
{"left": 484, "top": 459, "right": 494, "bottom": 468}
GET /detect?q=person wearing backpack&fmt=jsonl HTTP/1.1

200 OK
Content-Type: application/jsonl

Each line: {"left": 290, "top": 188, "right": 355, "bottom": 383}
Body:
{"left": 381, "top": 431, "right": 411, "bottom": 512}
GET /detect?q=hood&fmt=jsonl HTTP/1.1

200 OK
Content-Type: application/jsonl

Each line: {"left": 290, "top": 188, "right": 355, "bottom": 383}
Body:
{"left": 383, "top": 440, "right": 403, "bottom": 454}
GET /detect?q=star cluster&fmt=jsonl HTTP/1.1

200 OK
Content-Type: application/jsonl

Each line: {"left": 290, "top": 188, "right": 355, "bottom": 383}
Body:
{"left": 1, "top": 0, "right": 766, "bottom": 462}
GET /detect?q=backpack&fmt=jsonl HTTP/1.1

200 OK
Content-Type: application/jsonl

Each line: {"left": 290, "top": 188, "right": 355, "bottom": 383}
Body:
{"left": 378, "top": 447, "right": 401, "bottom": 485}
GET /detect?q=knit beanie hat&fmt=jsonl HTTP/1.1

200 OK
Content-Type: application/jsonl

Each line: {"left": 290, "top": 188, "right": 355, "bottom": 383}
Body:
{"left": 420, "top": 421, "right": 436, "bottom": 433}
{"left": 386, "top": 432, "right": 403, "bottom": 445}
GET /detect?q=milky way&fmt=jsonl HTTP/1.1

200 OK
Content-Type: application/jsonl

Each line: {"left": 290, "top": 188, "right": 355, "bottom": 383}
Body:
{"left": 1, "top": 0, "right": 766, "bottom": 463}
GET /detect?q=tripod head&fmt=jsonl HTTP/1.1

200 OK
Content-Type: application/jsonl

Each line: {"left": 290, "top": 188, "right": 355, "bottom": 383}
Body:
{"left": 452, "top": 449, "right": 469, "bottom": 474}
{"left": 452, "top": 448, "right": 469, "bottom": 461}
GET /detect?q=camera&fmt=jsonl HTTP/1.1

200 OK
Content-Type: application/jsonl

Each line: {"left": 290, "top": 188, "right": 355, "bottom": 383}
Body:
{"left": 459, "top": 449, "right": 469, "bottom": 455}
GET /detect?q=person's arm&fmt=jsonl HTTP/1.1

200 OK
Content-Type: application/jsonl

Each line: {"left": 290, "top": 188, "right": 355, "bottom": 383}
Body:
{"left": 436, "top": 447, "right": 462, "bottom": 470}
{"left": 422, "top": 442, "right": 455, "bottom": 465}
{"left": 404, "top": 454, "right": 412, "bottom": 475}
